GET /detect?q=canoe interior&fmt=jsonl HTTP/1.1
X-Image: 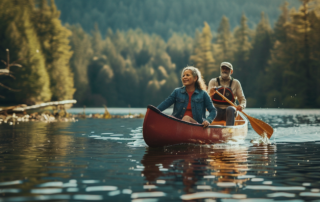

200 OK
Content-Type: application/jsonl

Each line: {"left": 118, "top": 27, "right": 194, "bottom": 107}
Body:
{"left": 210, "top": 113, "right": 245, "bottom": 126}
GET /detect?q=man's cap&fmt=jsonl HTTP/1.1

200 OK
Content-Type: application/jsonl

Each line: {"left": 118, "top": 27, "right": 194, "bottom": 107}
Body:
{"left": 220, "top": 62, "right": 233, "bottom": 70}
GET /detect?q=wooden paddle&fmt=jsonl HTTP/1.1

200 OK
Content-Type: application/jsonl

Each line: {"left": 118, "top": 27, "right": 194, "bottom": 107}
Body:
{"left": 210, "top": 90, "right": 274, "bottom": 139}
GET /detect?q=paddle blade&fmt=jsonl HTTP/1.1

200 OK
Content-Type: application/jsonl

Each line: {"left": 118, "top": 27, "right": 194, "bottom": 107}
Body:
{"left": 247, "top": 115, "right": 273, "bottom": 139}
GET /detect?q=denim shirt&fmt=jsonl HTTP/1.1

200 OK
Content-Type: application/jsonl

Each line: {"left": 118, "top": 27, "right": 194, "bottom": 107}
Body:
{"left": 157, "top": 87, "right": 216, "bottom": 124}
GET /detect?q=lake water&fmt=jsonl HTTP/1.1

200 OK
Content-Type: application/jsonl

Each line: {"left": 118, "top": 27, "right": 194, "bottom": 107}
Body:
{"left": 1, "top": 108, "right": 320, "bottom": 201}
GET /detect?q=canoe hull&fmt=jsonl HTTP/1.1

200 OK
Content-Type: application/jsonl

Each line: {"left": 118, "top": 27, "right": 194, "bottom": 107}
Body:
{"left": 143, "top": 105, "right": 248, "bottom": 147}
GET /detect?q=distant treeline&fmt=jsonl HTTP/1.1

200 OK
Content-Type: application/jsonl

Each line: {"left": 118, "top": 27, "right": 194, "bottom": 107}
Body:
{"left": 55, "top": 0, "right": 301, "bottom": 40}
{"left": 1, "top": 0, "right": 320, "bottom": 108}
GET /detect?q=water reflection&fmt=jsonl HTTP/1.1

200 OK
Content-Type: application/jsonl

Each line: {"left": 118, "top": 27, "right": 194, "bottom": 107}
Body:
{"left": 141, "top": 144, "right": 276, "bottom": 198}
{"left": 0, "top": 122, "right": 86, "bottom": 195}
{"left": 207, "top": 145, "right": 249, "bottom": 184}
{"left": 1, "top": 112, "right": 320, "bottom": 201}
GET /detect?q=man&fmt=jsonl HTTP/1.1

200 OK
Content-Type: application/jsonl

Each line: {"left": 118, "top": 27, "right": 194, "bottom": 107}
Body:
{"left": 208, "top": 62, "right": 246, "bottom": 126}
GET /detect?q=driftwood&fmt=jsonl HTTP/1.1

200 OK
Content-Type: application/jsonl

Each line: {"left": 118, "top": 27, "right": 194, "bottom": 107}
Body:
{"left": 0, "top": 49, "right": 22, "bottom": 98}
{"left": 0, "top": 99, "right": 77, "bottom": 114}
{"left": 0, "top": 100, "right": 77, "bottom": 124}
{"left": 0, "top": 69, "right": 9, "bottom": 74}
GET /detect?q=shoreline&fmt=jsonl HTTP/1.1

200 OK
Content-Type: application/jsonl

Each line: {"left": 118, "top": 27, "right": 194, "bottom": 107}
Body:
{"left": 0, "top": 112, "right": 144, "bottom": 125}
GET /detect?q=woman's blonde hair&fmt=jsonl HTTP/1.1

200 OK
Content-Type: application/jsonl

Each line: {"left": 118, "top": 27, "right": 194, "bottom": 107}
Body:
{"left": 181, "top": 66, "right": 207, "bottom": 90}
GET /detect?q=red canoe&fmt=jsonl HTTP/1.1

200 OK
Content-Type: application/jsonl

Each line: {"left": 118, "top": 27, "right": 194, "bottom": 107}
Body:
{"left": 143, "top": 105, "right": 248, "bottom": 147}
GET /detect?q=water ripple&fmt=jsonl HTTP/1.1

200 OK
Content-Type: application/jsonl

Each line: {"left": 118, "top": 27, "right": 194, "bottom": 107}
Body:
{"left": 1, "top": 112, "right": 320, "bottom": 201}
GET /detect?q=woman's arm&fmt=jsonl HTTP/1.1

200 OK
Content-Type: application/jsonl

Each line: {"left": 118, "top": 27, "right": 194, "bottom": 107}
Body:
{"left": 203, "top": 92, "right": 216, "bottom": 123}
{"left": 157, "top": 89, "right": 177, "bottom": 111}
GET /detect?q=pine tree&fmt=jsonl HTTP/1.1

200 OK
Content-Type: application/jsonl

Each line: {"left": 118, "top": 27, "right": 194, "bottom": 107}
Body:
{"left": 166, "top": 33, "right": 193, "bottom": 75}
{"left": 249, "top": 12, "right": 273, "bottom": 73}
{"left": 0, "top": 1, "right": 51, "bottom": 104}
{"left": 233, "top": 14, "right": 252, "bottom": 82}
{"left": 91, "top": 34, "right": 125, "bottom": 106}
{"left": 215, "top": 16, "right": 234, "bottom": 63}
{"left": 87, "top": 56, "right": 116, "bottom": 106}
{"left": 246, "top": 12, "right": 273, "bottom": 106}
{"left": 67, "top": 24, "right": 93, "bottom": 105}
{"left": 263, "top": 3, "right": 291, "bottom": 108}
{"left": 32, "top": 0, "right": 75, "bottom": 101}
{"left": 190, "top": 22, "right": 216, "bottom": 82}
{"left": 273, "top": 2, "right": 290, "bottom": 43}
{"left": 282, "top": 1, "right": 312, "bottom": 107}
{"left": 91, "top": 23, "right": 104, "bottom": 56}
{"left": 145, "top": 79, "right": 161, "bottom": 106}
{"left": 267, "top": 1, "right": 316, "bottom": 108}
{"left": 309, "top": 2, "right": 320, "bottom": 106}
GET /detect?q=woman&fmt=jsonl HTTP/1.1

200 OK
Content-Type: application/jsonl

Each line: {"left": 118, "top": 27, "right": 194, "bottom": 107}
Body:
{"left": 157, "top": 66, "right": 216, "bottom": 128}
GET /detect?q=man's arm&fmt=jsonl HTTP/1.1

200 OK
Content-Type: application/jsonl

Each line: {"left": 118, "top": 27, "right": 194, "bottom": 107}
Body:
{"left": 207, "top": 79, "right": 217, "bottom": 95}
{"left": 236, "top": 81, "right": 246, "bottom": 109}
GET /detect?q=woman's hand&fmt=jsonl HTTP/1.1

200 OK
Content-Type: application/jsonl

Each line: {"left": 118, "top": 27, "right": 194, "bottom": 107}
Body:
{"left": 202, "top": 120, "right": 210, "bottom": 128}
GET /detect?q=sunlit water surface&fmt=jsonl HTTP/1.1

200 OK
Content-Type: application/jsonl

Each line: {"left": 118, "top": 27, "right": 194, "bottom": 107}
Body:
{"left": 1, "top": 108, "right": 320, "bottom": 202}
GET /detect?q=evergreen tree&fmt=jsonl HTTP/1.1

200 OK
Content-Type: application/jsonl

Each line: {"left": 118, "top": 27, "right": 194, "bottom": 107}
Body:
{"left": 273, "top": 2, "right": 290, "bottom": 43}
{"left": 91, "top": 23, "right": 104, "bottom": 56}
{"left": 87, "top": 36, "right": 118, "bottom": 106}
{"left": 32, "top": 0, "right": 75, "bottom": 101}
{"left": 263, "top": 3, "right": 291, "bottom": 108}
{"left": 139, "top": 65, "right": 156, "bottom": 106}
{"left": 67, "top": 24, "right": 93, "bottom": 105}
{"left": 215, "top": 16, "right": 234, "bottom": 63}
{"left": 190, "top": 22, "right": 216, "bottom": 82}
{"left": 166, "top": 33, "right": 193, "bottom": 75}
{"left": 233, "top": 14, "right": 252, "bottom": 82}
{"left": 282, "top": 1, "right": 312, "bottom": 107}
{"left": 54, "top": 0, "right": 302, "bottom": 40}
{"left": 142, "top": 34, "right": 178, "bottom": 106}
{"left": 246, "top": 12, "right": 273, "bottom": 107}
{"left": 0, "top": 1, "right": 51, "bottom": 104}
{"left": 3, "top": 0, "right": 316, "bottom": 108}
{"left": 267, "top": 1, "right": 316, "bottom": 108}
{"left": 87, "top": 56, "right": 114, "bottom": 106}
{"left": 309, "top": 1, "right": 320, "bottom": 106}
{"left": 145, "top": 79, "right": 161, "bottom": 106}
{"left": 119, "top": 66, "right": 140, "bottom": 107}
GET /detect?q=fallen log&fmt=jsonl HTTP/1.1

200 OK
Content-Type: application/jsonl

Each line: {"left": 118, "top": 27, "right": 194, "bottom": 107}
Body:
{"left": 0, "top": 100, "right": 77, "bottom": 114}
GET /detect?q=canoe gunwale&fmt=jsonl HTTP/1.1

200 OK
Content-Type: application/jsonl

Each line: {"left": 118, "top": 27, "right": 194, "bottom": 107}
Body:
{"left": 147, "top": 105, "right": 248, "bottom": 129}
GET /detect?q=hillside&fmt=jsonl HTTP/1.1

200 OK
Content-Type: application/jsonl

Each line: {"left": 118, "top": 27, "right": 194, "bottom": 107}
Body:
{"left": 55, "top": 0, "right": 300, "bottom": 39}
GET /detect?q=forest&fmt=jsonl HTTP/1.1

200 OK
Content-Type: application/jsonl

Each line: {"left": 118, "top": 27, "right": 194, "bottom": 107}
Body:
{"left": 0, "top": 0, "right": 320, "bottom": 108}
{"left": 55, "top": 0, "right": 301, "bottom": 40}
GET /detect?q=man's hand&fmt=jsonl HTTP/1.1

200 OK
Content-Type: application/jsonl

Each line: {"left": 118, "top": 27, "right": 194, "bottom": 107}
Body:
{"left": 202, "top": 120, "right": 210, "bottom": 128}
{"left": 236, "top": 105, "right": 243, "bottom": 111}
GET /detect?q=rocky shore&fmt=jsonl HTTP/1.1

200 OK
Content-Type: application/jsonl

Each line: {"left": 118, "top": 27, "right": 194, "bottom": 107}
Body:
{"left": 0, "top": 112, "right": 144, "bottom": 125}
{"left": 0, "top": 100, "right": 145, "bottom": 125}
{"left": 0, "top": 112, "right": 75, "bottom": 125}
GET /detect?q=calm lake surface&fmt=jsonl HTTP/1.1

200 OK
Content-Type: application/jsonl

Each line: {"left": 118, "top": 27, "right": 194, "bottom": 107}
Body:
{"left": 1, "top": 108, "right": 320, "bottom": 202}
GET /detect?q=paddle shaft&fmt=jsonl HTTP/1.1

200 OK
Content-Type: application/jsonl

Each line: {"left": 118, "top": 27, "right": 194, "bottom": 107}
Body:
{"left": 213, "top": 90, "right": 270, "bottom": 136}
{"left": 213, "top": 90, "right": 249, "bottom": 116}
